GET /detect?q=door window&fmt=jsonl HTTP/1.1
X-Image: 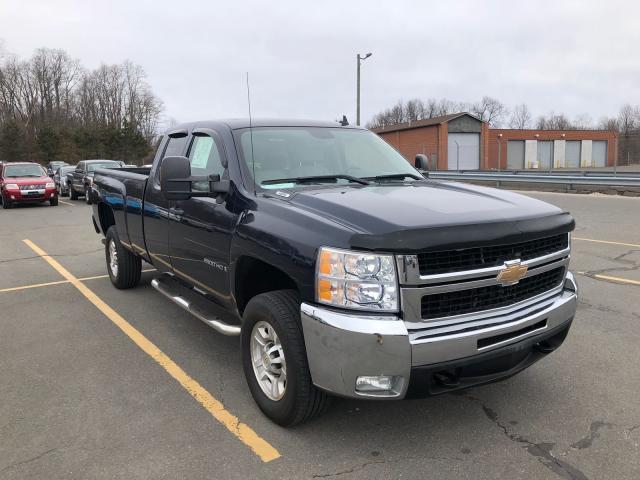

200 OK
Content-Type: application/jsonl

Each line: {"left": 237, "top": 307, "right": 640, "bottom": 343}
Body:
{"left": 188, "top": 135, "right": 226, "bottom": 192}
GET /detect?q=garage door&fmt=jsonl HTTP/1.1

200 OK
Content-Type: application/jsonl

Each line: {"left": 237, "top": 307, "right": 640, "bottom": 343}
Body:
{"left": 448, "top": 133, "right": 480, "bottom": 170}
{"left": 592, "top": 141, "right": 607, "bottom": 167}
{"left": 537, "top": 141, "right": 554, "bottom": 169}
{"left": 566, "top": 141, "right": 581, "bottom": 168}
{"left": 507, "top": 141, "right": 525, "bottom": 169}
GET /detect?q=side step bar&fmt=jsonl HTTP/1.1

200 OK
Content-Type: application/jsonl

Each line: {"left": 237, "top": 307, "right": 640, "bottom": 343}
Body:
{"left": 151, "top": 276, "right": 241, "bottom": 336}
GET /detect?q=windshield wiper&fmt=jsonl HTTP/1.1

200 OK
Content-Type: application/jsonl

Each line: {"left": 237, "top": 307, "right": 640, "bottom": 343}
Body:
{"left": 367, "top": 173, "right": 424, "bottom": 182}
{"left": 262, "top": 175, "right": 370, "bottom": 186}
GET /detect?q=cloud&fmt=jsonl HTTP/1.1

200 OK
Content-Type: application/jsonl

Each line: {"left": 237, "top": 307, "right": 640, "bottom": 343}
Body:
{"left": 2, "top": 0, "right": 638, "bottom": 126}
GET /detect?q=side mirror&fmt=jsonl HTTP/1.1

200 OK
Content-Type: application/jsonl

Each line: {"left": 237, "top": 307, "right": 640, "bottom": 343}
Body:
{"left": 160, "top": 155, "right": 230, "bottom": 201}
{"left": 415, "top": 154, "right": 429, "bottom": 170}
{"left": 161, "top": 156, "right": 192, "bottom": 200}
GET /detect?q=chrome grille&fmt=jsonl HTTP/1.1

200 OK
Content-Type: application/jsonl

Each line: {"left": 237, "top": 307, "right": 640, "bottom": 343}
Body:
{"left": 417, "top": 234, "right": 569, "bottom": 276}
{"left": 19, "top": 184, "right": 44, "bottom": 190}
{"left": 420, "top": 267, "right": 565, "bottom": 319}
{"left": 397, "top": 232, "right": 571, "bottom": 339}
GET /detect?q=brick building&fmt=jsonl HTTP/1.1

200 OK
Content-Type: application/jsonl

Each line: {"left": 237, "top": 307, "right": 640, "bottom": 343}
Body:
{"left": 373, "top": 112, "right": 618, "bottom": 170}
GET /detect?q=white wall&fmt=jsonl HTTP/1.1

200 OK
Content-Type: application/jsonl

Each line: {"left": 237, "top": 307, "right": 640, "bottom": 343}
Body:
{"left": 553, "top": 140, "right": 566, "bottom": 168}
{"left": 580, "top": 140, "right": 593, "bottom": 167}
{"left": 525, "top": 140, "right": 538, "bottom": 168}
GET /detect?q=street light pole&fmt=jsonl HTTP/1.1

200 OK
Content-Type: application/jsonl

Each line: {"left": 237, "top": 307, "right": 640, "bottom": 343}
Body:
{"left": 356, "top": 52, "right": 372, "bottom": 126}
{"left": 497, "top": 133, "right": 503, "bottom": 172}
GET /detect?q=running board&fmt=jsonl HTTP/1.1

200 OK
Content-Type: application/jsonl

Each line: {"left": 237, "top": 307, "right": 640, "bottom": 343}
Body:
{"left": 151, "top": 276, "right": 241, "bottom": 336}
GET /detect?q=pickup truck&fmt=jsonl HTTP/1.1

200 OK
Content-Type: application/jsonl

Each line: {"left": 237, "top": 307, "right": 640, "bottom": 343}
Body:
{"left": 67, "top": 159, "right": 122, "bottom": 203}
{"left": 91, "top": 119, "right": 578, "bottom": 426}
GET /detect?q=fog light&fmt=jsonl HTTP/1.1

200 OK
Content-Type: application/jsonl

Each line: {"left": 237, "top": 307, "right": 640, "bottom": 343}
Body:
{"left": 10, "top": 195, "right": 15, "bottom": 200}
{"left": 355, "top": 375, "right": 403, "bottom": 396}
{"left": 50, "top": 193, "right": 54, "bottom": 198}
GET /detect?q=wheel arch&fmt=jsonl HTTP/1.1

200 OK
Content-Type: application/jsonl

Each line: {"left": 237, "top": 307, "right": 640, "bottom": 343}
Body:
{"left": 233, "top": 255, "right": 300, "bottom": 316}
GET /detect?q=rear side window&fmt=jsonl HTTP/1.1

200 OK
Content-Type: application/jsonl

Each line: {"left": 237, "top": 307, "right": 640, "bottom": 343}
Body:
{"left": 163, "top": 136, "right": 189, "bottom": 159}
{"left": 188, "top": 135, "right": 226, "bottom": 192}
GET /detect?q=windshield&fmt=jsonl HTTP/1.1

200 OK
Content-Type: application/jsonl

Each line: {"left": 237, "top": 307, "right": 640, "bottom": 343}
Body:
{"left": 4, "top": 164, "right": 46, "bottom": 178}
{"left": 87, "top": 162, "right": 120, "bottom": 172}
{"left": 236, "top": 127, "right": 420, "bottom": 189}
{"left": 58, "top": 166, "right": 75, "bottom": 175}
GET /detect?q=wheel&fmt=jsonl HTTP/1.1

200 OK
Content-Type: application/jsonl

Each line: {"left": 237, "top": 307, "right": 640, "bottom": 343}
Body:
{"left": 2, "top": 199, "right": 11, "bottom": 209}
{"left": 105, "top": 226, "right": 141, "bottom": 289}
{"left": 69, "top": 185, "right": 78, "bottom": 200}
{"left": 241, "top": 290, "right": 331, "bottom": 426}
{"left": 50, "top": 197, "right": 58, "bottom": 206}
{"left": 85, "top": 186, "right": 92, "bottom": 204}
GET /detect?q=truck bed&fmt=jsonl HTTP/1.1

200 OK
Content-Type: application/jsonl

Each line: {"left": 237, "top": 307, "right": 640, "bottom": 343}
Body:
{"left": 93, "top": 167, "right": 152, "bottom": 259}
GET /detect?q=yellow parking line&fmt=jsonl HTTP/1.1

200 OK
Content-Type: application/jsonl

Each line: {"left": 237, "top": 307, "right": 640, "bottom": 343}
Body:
{"left": 591, "top": 273, "right": 640, "bottom": 287}
{"left": 0, "top": 270, "right": 157, "bottom": 294}
{"left": 22, "top": 239, "right": 280, "bottom": 463}
{"left": 59, "top": 200, "right": 74, "bottom": 206}
{"left": 0, "top": 279, "right": 69, "bottom": 293}
{"left": 573, "top": 237, "right": 640, "bottom": 249}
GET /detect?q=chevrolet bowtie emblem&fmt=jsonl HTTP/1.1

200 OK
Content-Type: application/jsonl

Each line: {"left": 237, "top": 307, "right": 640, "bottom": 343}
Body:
{"left": 497, "top": 260, "right": 528, "bottom": 286}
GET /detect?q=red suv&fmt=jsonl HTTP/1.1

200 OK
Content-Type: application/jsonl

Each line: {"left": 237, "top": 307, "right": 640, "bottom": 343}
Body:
{"left": 0, "top": 162, "right": 58, "bottom": 209}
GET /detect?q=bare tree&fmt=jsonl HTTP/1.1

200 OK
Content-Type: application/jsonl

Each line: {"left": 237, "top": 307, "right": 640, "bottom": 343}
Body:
{"left": 617, "top": 104, "right": 640, "bottom": 135}
{"left": 470, "top": 96, "right": 508, "bottom": 127}
{"left": 0, "top": 46, "right": 163, "bottom": 162}
{"left": 572, "top": 113, "right": 593, "bottom": 130}
{"left": 509, "top": 104, "right": 532, "bottom": 129}
{"left": 597, "top": 116, "right": 619, "bottom": 131}
{"left": 536, "top": 112, "right": 573, "bottom": 130}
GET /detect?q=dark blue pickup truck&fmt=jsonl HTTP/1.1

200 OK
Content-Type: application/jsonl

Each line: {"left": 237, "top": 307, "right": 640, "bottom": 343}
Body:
{"left": 91, "top": 119, "right": 578, "bottom": 426}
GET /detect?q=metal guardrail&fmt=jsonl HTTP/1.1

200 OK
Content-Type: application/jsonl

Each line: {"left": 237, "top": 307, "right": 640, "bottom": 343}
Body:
{"left": 425, "top": 171, "right": 640, "bottom": 187}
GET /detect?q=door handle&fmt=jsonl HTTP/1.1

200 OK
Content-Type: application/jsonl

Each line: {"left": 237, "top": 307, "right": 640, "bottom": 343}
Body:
{"left": 170, "top": 207, "right": 184, "bottom": 216}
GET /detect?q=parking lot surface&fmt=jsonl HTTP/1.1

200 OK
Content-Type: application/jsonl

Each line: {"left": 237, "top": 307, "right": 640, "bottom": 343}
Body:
{"left": 1, "top": 192, "right": 639, "bottom": 480}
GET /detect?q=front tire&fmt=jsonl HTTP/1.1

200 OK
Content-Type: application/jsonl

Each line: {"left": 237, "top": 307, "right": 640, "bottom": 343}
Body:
{"left": 69, "top": 185, "right": 78, "bottom": 200}
{"left": 85, "top": 186, "right": 92, "bottom": 204}
{"left": 2, "top": 199, "right": 11, "bottom": 209}
{"left": 105, "top": 226, "right": 141, "bottom": 289}
{"left": 241, "top": 290, "right": 331, "bottom": 426}
{"left": 50, "top": 197, "right": 58, "bottom": 206}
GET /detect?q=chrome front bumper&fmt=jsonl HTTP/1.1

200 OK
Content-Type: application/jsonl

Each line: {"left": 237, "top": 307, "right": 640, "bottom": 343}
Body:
{"left": 301, "top": 272, "right": 577, "bottom": 400}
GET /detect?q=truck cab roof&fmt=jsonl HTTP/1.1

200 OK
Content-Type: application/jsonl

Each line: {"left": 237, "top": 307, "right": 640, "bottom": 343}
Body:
{"left": 166, "top": 118, "right": 361, "bottom": 134}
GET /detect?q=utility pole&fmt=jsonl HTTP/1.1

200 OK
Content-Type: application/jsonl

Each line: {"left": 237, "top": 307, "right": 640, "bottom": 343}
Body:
{"left": 356, "top": 53, "right": 372, "bottom": 126}
{"left": 497, "top": 133, "right": 503, "bottom": 172}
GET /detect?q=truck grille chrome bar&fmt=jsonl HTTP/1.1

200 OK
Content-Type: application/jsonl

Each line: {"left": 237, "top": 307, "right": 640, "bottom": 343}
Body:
{"left": 416, "top": 233, "right": 568, "bottom": 276}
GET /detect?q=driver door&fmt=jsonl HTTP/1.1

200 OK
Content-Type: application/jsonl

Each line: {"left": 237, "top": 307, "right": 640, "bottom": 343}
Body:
{"left": 168, "top": 130, "right": 237, "bottom": 306}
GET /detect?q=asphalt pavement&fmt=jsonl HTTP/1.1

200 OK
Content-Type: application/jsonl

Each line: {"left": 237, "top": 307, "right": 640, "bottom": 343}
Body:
{"left": 1, "top": 191, "right": 639, "bottom": 480}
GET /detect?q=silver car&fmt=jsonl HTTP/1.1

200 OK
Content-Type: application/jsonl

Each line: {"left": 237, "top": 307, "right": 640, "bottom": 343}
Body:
{"left": 54, "top": 165, "right": 75, "bottom": 197}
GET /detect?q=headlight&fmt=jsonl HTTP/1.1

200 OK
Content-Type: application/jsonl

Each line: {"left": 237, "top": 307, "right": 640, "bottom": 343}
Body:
{"left": 4, "top": 183, "right": 19, "bottom": 190}
{"left": 316, "top": 247, "right": 398, "bottom": 312}
{"left": 45, "top": 182, "right": 55, "bottom": 188}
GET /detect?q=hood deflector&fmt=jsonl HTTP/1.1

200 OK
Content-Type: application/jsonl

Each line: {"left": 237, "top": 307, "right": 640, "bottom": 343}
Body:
{"left": 349, "top": 212, "right": 574, "bottom": 253}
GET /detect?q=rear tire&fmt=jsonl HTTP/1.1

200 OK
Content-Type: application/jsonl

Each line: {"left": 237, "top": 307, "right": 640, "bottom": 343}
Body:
{"left": 105, "top": 226, "right": 141, "bottom": 289}
{"left": 241, "top": 290, "right": 331, "bottom": 426}
{"left": 69, "top": 186, "right": 78, "bottom": 200}
{"left": 50, "top": 197, "right": 58, "bottom": 206}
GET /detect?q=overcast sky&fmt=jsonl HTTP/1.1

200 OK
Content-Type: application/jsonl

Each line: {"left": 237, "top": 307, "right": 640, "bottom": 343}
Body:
{"left": 2, "top": 0, "right": 639, "bottom": 128}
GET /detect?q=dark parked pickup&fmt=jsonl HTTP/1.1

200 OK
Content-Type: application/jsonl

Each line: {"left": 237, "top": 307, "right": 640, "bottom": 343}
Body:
{"left": 91, "top": 119, "right": 578, "bottom": 426}
{"left": 67, "top": 159, "right": 122, "bottom": 203}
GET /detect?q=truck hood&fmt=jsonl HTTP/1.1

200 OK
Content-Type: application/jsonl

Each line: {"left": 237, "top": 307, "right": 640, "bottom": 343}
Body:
{"left": 285, "top": 181, "right": 574, "bottom": 252}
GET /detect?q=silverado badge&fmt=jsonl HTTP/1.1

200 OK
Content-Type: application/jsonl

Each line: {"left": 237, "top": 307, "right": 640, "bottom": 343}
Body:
{"left": 497, "top": 260, "right": 528, "bottom": 286}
